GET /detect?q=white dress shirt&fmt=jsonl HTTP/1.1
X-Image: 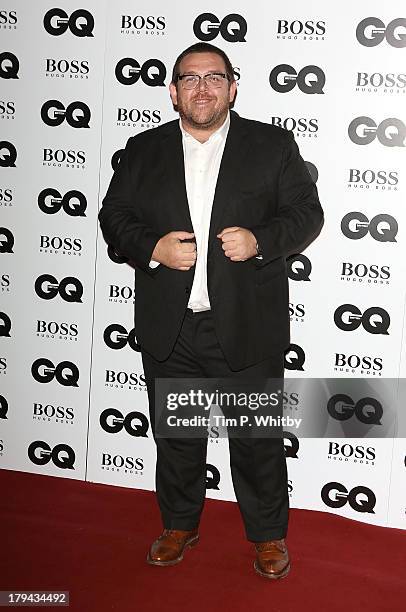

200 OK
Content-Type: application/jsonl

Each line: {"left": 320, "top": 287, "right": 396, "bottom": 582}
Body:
{"left": 150, "top": 112, "right": 230, "bottom": 312}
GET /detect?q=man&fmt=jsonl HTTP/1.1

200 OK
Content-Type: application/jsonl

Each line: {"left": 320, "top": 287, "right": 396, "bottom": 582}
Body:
{"left": 99, "top": 42, "right": 323, "bottom": 579}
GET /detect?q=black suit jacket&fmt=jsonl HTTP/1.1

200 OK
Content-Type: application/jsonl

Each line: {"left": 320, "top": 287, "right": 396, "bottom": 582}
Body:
{"left": 99, "top": 110, "right": 323, "bottom": 370}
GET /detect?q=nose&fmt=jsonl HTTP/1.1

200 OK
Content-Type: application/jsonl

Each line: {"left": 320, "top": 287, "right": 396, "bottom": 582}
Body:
{"left": 197, "top": 76, "right": 209, "bottom": 91}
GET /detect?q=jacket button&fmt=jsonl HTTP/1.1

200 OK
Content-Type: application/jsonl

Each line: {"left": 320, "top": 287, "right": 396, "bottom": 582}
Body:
{"left": 185, "top": 286, "right": 190, "bottom": 295}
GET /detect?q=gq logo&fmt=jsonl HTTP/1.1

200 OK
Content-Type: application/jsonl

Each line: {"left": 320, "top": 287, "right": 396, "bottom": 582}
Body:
{"left": 35, "top": 274, "right": 83, "bottom": 303}
{"left": 283, "top": 431, "right": 299, "bottom": 458}
{"left": 0, "top": 312, "right": 11, "bottom": 337}
{"left": 100, "top": 408, "right": 149, "bottom": 437}
{"left": 103, "top": 324, "right": 140, "bottom": 351}
{"left": 287, "top": 254, "right": 311, "bottom": 281}
{"left": 0, "top": 227, "right": 14, "bottom": 252}
{"left": 38, "top": 188, "right": 87, "bottom": 216}
{"left": 0, "top": 52, "right": 19, "bottom": 79}
{"left": 193, "top": 13, "right": 247, "bottom": 43}
{"left": 0, "top": 395, "right": 8, "bottom": 418}
{"left": 334, "top": 304, "right": 390, "bottom": 335}
{"left": 0, "top": 141, "right": 17, "bottom": 167}
{"left": 284, "top": 344, "right": 305, "bottom": 371}
{"left": 41, "top": 100, "right": 91, "bottom": 128}
{"left": 31, "top": 358, "right": 79, "bottom": 387}
{"left": 43, "top": 8, "right": 94, "bottom": 37}
{"left": 341, "top": 212, "right": 398, "bottom": 242}
{"left": 327, "top": 394, "right": 383, "bottom": 424}
{"left": 356, "top": 17, "right": 406, "bottom": 48}
{"left": 269, "top": 65, "right": 325, "bottom": 94}
{"left": 321, "top": 482, "right": 376, "bottom": 513}
{"left": 348, "top": 117, "right": 406, "bottom": 147}
{"left": 115, "top": 58, "right": 166, "bottom": 86}
{"left": 206, "top": 464, "right": 221, "bottom": 490}
{"left": 28, "top": 440, "right": 75, "bottom": 469}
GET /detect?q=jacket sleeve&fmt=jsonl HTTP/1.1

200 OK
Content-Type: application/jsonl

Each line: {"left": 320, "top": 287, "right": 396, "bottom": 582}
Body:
{"left": 98, "top": 136, "right": 161, "bottom": 275}
{"left": 251, "top": 130, "right": 323, "bottom": 266}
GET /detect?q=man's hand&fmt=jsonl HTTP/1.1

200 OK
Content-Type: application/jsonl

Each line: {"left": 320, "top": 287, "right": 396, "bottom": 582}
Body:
{"left": 152, "top": 231, "right": 196, "bottom": 271}
{"left": 217, "top": 227, "right": 257, "bottom": 261}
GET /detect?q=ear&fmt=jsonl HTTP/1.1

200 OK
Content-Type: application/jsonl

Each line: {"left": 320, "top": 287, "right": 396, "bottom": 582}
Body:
{"left": 229, "top": 80, "right": 237, "bottom": 104}
{"left": 169, "top": 82, "right": 178, "bottom": 107}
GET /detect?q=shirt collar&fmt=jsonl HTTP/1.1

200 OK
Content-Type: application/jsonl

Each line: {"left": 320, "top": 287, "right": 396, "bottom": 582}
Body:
{"left": 179, "top": 111, "right": 230, "bottom": 144}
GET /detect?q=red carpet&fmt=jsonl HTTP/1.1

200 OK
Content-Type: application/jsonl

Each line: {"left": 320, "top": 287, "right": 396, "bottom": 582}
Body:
{"left": 1, "top": 469, "right": 405, "bottom": 611}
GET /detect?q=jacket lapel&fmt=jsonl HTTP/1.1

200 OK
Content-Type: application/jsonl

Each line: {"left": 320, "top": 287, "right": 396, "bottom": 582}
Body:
{"left": 208, "top": 111, "right": 249, "bottom": 249}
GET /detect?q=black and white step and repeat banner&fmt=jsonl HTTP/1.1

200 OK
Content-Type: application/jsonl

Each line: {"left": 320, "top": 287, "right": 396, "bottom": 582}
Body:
{"left": 1, "top": 0, "right": 405, "bottom": 529}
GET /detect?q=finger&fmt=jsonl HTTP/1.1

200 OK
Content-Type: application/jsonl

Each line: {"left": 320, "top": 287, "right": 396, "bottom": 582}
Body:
{"left": 217, "top": 226, "right": 240, "bottom": 238}
{"left": 221, "top": 234, "right": 239, "bottom": 244}
{"left": 224, "top": 249, "right": 240, "bottom": 258}
{"left": 172, "top": 231, "right": 195, "bottom": 240}
{"left": 180, "top": 243, "right": 197, "bottom": 253}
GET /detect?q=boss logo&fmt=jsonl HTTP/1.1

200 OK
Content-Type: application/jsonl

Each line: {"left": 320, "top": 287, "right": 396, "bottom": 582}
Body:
{"left": 28, "top": 440, "right": 75, "bottom": 469}
{"left": 284, "top": 344, "right": 305, "bottom": 371}
{"left": 105, "top": 370, "right": 146, "bottom": 388}
{"left": 0, "top": 227, "right": 14, "bottom": 252}
{"left": 103, "top": 324, "right": 140, "bottom": 351}
{"left": 287, "top": 254, "right": 311, "bottom": 281}
{"left": 206, "top": 464, "right": 221, "bottom": 489}
{"left": 356, "top": 17, "right": 406, "bottom": 48}
{"left": 289, "top": 303, "right": 305, "bottom": 321}
{"left": 348, "top": 117, "right": 406, "bottom": 147}
{"left": 0, "top": 51, "right": 19, "bottom": 79}
{"left": 117, "top": 108, "right": 161, "bottom": 125}
{"left": 356, "top": 72, "right": 406, "bottom": 90}
{"left": 269, "top": 65, "right": 325, "bottom": 94}
{"left": 348, "top": 169, "right": 398, "bottom": 189}
{"left": 99, "top": 408, "right": 149, "bottom": 437}
{"left": 283, "top": 431, "right": 299, "bottom": 458}
{"left": 334, "top": 304, "right": 390, "bottom": 335}
{"left": 115, "top": 58, "right": 166, "bottom": 86}
{"left": 327, "top": 394, "right": 383, "bottom": 424}
{"left": 31, "top": 358, "right": 79, "bottom": 387}
{"left": 0, "top": 10, "right": 17, "bottom": 26}
{"left": 0, "top": 312, "right": 11, "bottom": 337}
{"left": 107, "top": 244, "right": 129, "bottom": 264}
{"left": 321, "top": 482, "right": 376, "bottom": 513}
{"left": 334, "top": 353, "right": 383, "bottom": 374}
{"left": 193, "top": 13, "right": 247, "bottom": 42}
{"left": 36, "top": 320, "right": 78, "bottom": 339}
{"left": 0, "top": 357, "right": 7, "bottom": 372}
{"left": 1, "top": 273, "right": 10, "bottom": 290}
{"left": 341, "top": 212, "right": 397, "bottom": 242}
{"left": 43, "top": 149, "right": 86, "bottom": 166}
{"left": 0, "top": 101, "right": 15, "bottom": 116}
{"left": 341, "top": 262, "right": 390, "bottom": 283}
{"left": 328, "top": 442, "right": 375, "bottom": 463}
{"left": 35, "top": 274, "right": 83, "bottom": 303}
{"left": 41, "top": 100, "right": 90, "bottom": 128}
{"left": 39, "top": 235, "right": 82, "bottom": 254}
{"left": 43, "top": 8, "right": 94, "bottom": 37}
{"left": 277, "top": 20, "right": 326, "bottom": 37}
{"left": 38, "top": 188, "right": 87, "bottom": 216}
{"left": 271, "top": 116, "right": 318, "bottom": 135}
{"left": 109, "top": 285, "right": 135, "bottom": 302}
{"left": 0, "top": 188, "right": 13, "bottom": 204}
{"left": 101, "top": 454, "right": 144, "bottom": 471}
{"left": 0, "top": 141, "right": 17, "bottom": 167}
{"left": 120, "top": 15, "right": 165, "bottom": 32}
{"left": 45, "top": 59, "right": 89, "bottom": 77}
{"left": 33, "top": 403, "right": 74, "bottom": 421}
{"left": 0, "top": 395, "right": 8, "bottom": 418}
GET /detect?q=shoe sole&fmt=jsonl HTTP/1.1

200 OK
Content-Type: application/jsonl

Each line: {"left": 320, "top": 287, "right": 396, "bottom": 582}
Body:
{"left": 146, "top": 536, "right": 199, "bottom": 566}
{"left": 253, "top": 560, "right": 291, "bottom": 580}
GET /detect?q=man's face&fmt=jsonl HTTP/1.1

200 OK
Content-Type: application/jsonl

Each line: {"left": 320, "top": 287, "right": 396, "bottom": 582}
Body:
{"left": 169, "top": 52, "right": 236, "bottom": 132}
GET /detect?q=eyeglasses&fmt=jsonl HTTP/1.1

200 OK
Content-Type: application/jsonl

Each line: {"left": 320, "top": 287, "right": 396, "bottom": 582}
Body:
{"left": 176, "top": 72, "right": 230, "bottom": 90}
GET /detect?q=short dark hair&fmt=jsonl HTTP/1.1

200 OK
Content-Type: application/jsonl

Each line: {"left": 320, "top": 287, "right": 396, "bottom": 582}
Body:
{"left": 171, "top": 42, "right": 235, "bottom": 84}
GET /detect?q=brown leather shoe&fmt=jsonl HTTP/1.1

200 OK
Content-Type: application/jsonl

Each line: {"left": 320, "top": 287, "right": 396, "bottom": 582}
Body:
{"left": 147, "top": 529, "right": 199, "bottom": 566}
{"left": 254, "top": 538, "right": 290, "bottom": 579}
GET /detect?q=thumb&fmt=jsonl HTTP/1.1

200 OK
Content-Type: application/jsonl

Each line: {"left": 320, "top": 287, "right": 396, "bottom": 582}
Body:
{"left": 171, "top": 231, "right": 195, "bottom": 241}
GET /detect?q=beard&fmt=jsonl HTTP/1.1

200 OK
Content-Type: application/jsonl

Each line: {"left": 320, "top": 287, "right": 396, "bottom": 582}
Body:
{"left": 177, "top": 92, "right": 230, "bottom": 131}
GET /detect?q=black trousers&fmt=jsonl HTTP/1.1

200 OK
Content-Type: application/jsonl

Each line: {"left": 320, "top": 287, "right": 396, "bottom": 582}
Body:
{"left": 141, "top": 309, "right": 289, "bottom": 542}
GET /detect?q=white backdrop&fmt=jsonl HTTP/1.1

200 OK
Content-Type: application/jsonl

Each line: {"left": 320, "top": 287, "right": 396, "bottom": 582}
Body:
{"left": 1, "top": 0, "right": 405, "bottom": 530}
